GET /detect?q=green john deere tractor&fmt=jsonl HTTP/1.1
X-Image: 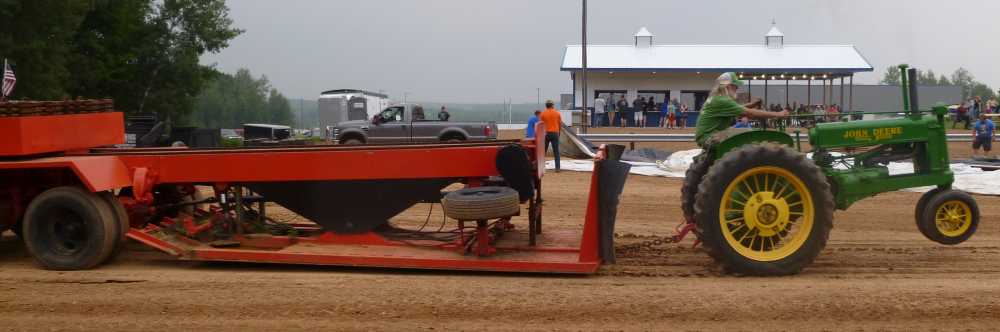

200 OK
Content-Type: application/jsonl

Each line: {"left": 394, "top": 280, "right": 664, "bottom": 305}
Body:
{"left": 682, "top": 65, "right": 980, "bottom": 276}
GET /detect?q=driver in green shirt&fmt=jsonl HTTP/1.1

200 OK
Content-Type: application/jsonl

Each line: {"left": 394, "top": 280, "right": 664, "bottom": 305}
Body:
{"left": 694, "top": 72, "right": 788, "bottom": 147}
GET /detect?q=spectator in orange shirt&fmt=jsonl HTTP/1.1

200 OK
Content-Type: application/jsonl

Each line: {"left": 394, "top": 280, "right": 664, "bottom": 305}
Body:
{"left": 539, "top": 100, "right": 562, "bottom": 171}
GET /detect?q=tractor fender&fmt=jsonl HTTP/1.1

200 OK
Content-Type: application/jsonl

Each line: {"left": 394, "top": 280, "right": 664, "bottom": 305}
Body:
{"left": 709, "top": 130, "right": 795, "bottom": 160}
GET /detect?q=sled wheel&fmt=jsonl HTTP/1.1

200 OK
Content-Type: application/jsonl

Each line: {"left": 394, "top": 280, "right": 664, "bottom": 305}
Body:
{"left": 694, "top": 143, "right": 834, "bottom": 276}
{"left": 442, "top": 186, "right": 520, "bottom": 221}
{"left": 98, "top": 192, "right": 130, "bottom": 263}
{"left": 22, "top": 186, "right": 118, "bottom": 270}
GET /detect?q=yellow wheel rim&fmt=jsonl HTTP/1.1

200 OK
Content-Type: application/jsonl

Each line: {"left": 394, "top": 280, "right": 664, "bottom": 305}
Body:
{"left": 719, "top": 166, "right": 814, "bottom": 262}
{"left": 934, "top": 200, "right": 972, "bottom": 237}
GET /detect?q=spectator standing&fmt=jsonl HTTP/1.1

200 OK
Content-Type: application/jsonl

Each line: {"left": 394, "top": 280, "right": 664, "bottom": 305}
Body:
{"left": 666, "top": 100, "right": 676, "bottom": 129}
{"left": 593, "top": 95, "right": 606, "bottom": 127}
{"left": 971, "top": 97, "right": 982, "bottom": 119}
{"left": 539, "top": 101, "right": 562, "bottom": 171}
{"left": 607, "top": 94, "right": 617, "bottom": 127}
{"left": 616, "top": 95, "right": 628, "bottom": 128}
{"left": 659, "top": 100, "right": 669, "bottom": 127}
{"left": 972, "top": 113, "right": 995, "bottom": 159}
{"left": 954, "top": 102, "right": 971, "bottom": 129}
{"left": 525, "top": 110, "right": 541, "bottom": 139}
{"left": 678, "top": 101, "right": 689, "bottom": 128}
{"left": 438, "top": 106, "right": 451, "bottom": 121}
{"left": 733, "top": 116, "right": 750, "bottom": 128}
{"left": 631, "top": 97, "right": 644, "bottom": 127}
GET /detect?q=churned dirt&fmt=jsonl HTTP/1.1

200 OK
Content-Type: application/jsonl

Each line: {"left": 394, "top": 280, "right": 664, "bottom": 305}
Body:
{"left": 2, "top": 130, "right": 1000, "bottom": 331}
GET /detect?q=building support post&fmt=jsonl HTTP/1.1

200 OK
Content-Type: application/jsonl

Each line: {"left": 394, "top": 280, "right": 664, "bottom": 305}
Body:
{"left": 849, "top": 74, "right": 854, "bottom": 113}
{"left": 764, "top": 79, "right": 768, "bottom": 109}
{"left": 822, "top": 79, "right": 827, "bottom": 107}
{"left": 580, "top": 0, "right": 588, "bottom": 133}
{"left": 839, "top": 77, "right": 845, "bottom": 110}
{"left": 785, "top": 79, "right": 790, "bottom": 107}
{"left": 807, "top": 78, "right": 811, "bottom": 106}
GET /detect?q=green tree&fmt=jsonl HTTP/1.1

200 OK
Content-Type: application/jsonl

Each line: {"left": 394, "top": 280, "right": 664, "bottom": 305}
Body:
{"left": 919, "top": 69, "right": 938, "bottom": 85}
{"left": 938, "top": 74, "right": 951, "bottom": 86}
{"left": 951, "top": 68, "right": 975, "bottom": 100}
{"left": 0, "top": 0, "right": 89, "bottom": 99}
{"left": 970, "top": 82, "right": 997, "bottom": 100}
{"left": 880, "top": 64, "right": 903, "bottom": 85}
{"left": 2, "top": 0, "right": 241, "bottom": 124}
{"left": 266, "top": 89, "right": 293, "bottom": 125}
{"left": 191, "top": 68, "right": 292, "bottom": 128}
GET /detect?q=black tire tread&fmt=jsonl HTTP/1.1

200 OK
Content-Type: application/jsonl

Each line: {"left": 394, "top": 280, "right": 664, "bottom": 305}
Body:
{"left": 442, "top": 186, "right": 520, "bottom": 220}
{"left": 914, "top": 187, "right": 945, "bottom": 238}
{"left": 917, "top": 189, "right": 979, "bottom": 245}
{"left": 693, "top": 143, "right": 834, "bottom": 276}
{"left": 99, "top": 191, "right": 130, "bottom": 263}
{"left": 681, "top": 153, "right": 711, "bottom": 222}
{"left": 22, "top": 186, "right": 118, "bottom": 270}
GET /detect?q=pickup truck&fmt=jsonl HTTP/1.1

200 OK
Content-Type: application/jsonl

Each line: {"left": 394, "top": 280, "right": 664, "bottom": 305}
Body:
{"left": 331, "top": 103, "right": 498, "bottom": 144}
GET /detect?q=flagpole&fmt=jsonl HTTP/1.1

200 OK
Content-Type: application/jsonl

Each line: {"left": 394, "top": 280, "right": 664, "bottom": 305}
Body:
{"left": 1, "top": 58, "right": 6, "bottom": 102}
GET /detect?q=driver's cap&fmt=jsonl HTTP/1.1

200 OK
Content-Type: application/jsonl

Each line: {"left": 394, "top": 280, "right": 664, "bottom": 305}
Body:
{"left": 716, "top": 72, "right": 744, "bottom": 87}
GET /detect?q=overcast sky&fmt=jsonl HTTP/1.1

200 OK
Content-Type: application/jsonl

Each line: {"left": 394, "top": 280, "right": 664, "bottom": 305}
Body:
{"left": 202, "top": 0, "right": 1000, "bottom": 103}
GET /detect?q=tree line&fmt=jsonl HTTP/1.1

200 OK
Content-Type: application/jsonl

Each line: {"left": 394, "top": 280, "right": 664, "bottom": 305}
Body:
{"left": 0, "top": 0, "right": 291, "bottom": 127}
{"left": 881, "top": 65, "right": 996, "bottom": 100}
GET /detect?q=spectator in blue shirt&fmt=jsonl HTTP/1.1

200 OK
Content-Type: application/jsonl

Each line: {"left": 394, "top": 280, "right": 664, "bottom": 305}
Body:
{"left": 973, "top": 113, "right": 995, "bottom": 159}
{"left": 525, "top": 110, "right": 542, "bottom": 139}
{"left": 733, "top": 116, "right": 751, "bottom": 128}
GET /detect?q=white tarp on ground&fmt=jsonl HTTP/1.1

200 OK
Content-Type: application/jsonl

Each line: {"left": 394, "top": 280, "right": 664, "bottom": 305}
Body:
{"left": 545, "top": 149, "right": 1000, "bottom": 196}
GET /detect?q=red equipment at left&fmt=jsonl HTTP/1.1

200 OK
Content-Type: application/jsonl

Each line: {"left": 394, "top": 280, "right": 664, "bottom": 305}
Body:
{"left": 1, "top": 111, "right": 626, "bottom": 274}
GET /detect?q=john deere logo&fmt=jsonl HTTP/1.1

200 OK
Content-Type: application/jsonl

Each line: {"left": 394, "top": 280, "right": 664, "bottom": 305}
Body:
{"left": 842, "top": 127, "right": 902, "bottom": 142}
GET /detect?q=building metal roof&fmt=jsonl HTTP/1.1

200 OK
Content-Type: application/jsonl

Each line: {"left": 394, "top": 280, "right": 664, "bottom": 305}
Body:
{"left": 634, "top": 27, "right": 653, "bottom": 37}
{"left": 765, "top": 26, "right": 784, "bottom": 37}
{"left": 561, "top": 44, "right": 873, "bottom": 74}
{"left": 319, "top": 89, "right": 390, "bottom": 99}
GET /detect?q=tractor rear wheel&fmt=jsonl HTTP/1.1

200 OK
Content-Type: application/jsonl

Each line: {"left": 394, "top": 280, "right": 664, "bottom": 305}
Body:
{"left": 22, "top": 186, "right": 118, "bottom": 270}
{"left": 694, "top": 143, "right": 834, "bottom": 276}
{"left": 681, "top": 153, "right": 711, "bottom": 223}
{"left": 917, "top": 190, "right": 979, "bottom": 245}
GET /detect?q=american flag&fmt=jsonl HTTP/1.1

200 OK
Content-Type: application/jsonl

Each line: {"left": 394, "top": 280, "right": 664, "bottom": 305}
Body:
{"left": 2, "top": 60, "right": 15, "bottom": 98}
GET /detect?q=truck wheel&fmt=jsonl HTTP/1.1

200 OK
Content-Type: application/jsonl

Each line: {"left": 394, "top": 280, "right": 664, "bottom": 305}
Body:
{"left": 914, "top": 187, "right": 945, "bottom": 236}
{"left": 681, "top": 153, "right": 711, "bottom": 223}
{"left": 22, "top": 186, "right": 118, "bottom": 270}
{"left": 917, "top": 190, "right": 979, "bottom": 245}
{"left": 442, "top": 186, "right": 520, "bottom": 220}
{"left": 99, "top": 192, "right": 130, "bottom": 263}
{"left": 341, "top": 138, "right": 363, "bottom": 145}
{"left": 694, "top": 143, "right": 834, "bottom": 276}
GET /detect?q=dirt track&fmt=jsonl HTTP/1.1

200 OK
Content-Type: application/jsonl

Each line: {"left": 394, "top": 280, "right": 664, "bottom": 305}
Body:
{"left": 3, "top": 134, "right": 1000, "bottom": 330}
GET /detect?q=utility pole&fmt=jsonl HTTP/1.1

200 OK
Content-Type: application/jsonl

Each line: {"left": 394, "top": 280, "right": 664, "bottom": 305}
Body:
{"left": 299, "top": 98, "right": 304, "bottom": 132}
{"left": 537, "top": 88, "right": 541, "bottom": 109}
{"left": 580, "top": 0, "right": 588, "bottom": 133}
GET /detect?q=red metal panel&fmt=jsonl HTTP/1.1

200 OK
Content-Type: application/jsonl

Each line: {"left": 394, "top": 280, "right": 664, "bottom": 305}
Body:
{"left": 0, "top": 156, "right": 131, "bottom": 192}
{"left": 0, "top": 112, "right": 124, "bottom": 156}
{"left": 188, "top": 249, "right": 599, "bottom": 274}
{"left": 113, "top": 145, "right": 505, "bottom": 183}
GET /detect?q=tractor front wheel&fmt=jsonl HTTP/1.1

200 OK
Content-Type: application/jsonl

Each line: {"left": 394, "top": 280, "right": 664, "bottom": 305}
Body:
{"left": 917, "top": 190, "right": 979, "bottom": 245}
{"left": 693, "top": 143, "right": 834, "bottom": 276}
